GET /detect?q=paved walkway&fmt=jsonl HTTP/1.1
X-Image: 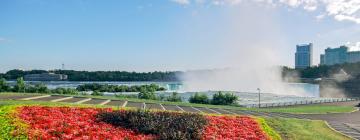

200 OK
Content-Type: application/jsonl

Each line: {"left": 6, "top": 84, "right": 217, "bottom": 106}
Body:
{"left": 2, "top": 94, "right": 360, "bottom": 139}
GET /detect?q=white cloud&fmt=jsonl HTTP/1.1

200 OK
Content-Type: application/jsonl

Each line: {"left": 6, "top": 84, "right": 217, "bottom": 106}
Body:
{"left": 347, "top": 42, "right": 360, "bottom": 51}
{"left": 170, "top": 0, "right": 360, "bottom": 24}
{"left": 172, "top": 0, "right": 190, "bottom": 5}
{"left": 0, "top": 37, "right": 8, "bottom": 42}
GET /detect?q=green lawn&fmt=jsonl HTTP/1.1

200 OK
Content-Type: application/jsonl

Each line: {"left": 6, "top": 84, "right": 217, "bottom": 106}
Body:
{"left": 265, "top": 118, "right": 351, "bottom": 140}
{"left": 253, "top": 105, "right": 356, "bottom": 114}
{"left": 0, "top": 92, "right": 357, "bottom": 114}
{"left": 0, "top": 100, "right": 351, "bottom": 140}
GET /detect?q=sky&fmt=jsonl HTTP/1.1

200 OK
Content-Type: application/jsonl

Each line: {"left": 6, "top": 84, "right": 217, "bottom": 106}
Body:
{"left": 1, "top": 0, "right": 360, "bottom": 73}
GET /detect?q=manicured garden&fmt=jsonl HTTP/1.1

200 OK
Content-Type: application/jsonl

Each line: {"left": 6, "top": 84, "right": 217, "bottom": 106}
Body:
{"left": 1, "top": 104, "right": 279, "bottom": 140}
{"left": 0, "top": 100, "right": 353, "bottom": 140}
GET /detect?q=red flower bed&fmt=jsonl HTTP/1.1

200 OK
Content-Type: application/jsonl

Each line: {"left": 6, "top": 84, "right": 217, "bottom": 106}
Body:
{"left": 202, "top": 116, "right": 269, "bottom": 140}
{"left": 17, "top": 106, "right": 269, "bottom": 140}
{"left": 18, "top": 106, "right": 155, "bottom": 140}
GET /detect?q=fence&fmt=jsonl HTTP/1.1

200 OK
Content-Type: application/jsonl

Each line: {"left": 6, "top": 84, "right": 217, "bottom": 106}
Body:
{"left": 245, "top": 97, "right": 360, "bottom": 108}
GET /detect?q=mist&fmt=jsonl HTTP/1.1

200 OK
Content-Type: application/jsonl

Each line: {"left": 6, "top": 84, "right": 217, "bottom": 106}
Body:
{"left": 175, "top": 3, "right": 314, "bottom": 96}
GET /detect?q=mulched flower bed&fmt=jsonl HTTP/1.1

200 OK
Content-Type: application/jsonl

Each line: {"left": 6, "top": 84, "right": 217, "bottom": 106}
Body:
{"left": 16, "top": 106, "right": 269, "bottom": 140}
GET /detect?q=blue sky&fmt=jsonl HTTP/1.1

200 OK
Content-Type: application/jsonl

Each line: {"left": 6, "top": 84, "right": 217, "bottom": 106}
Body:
{"left": 1, "top": 0, "right": 360, "bottom": 72}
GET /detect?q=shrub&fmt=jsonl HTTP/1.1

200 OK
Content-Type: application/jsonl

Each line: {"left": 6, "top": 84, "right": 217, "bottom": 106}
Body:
{"left": 91, "top": 90, "right": 104, "bottom": 96}
{"left": 166, "top": 92, "right": 182, "bottom": 102}
{"left": 0, "top": 78, "right": 10, "bottom": 92}
{"left": 96, "top": 110, "right": 208, "bottom": 140}
{"left": 115, "top": 93, "right": 138, "bottom": 98}
{"left": 138, "top": 91, "right": 157, "bottom": 100}
{"left": 211, "top": 91, "right": 238, "bottom": 105}
{"left": 189, "top": 93, "right": 209, "bottom": 104}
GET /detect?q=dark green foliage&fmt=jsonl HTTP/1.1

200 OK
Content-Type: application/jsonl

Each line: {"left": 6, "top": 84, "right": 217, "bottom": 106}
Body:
{"left": 76, "top": 83, "right": 166, "bottom": 92}
{"left": 13, "top": 77, "right": 25, "bottom": 93}
{"left": 166, "top": 92, "right": 182, "bottom": 102}
{"left": 282, "top": 62, "right": 360, "bottom": 79}
{"left": 138, "top": 91, "right": 157, "bottom": 100}
{"left": 0, "top": 78, "right": 10, "bottom": 92}
{"left": 51, "top": 88, "right": 78, "bottom": 95}
{"left": 91, "top": 90, "right": 104, "bottom": 96}
{"left": 189, "top": 93, "right": 209, "bottom": 104}
{"left": 1, "top": 69, "right": 181, "bottom": 81}
{"left": 211, "top": 91, "right": 238, "bottom": 105}
{"left": 115, "top": 93, "right": 138, "bottom": 98}
{"left": 96, "top": 110, "right": 208, "bottom": 140}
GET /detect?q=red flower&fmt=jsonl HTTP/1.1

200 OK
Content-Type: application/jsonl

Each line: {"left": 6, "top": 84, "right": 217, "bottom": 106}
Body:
{"left": 18, "top": 106, "right": 155, "bottom": 140}
{"left": 202, "top": 116, "right": 269, "bottom": 140}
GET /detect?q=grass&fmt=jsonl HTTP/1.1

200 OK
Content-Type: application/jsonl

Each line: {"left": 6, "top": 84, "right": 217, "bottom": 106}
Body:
{"left": 0, "top": 100, "right": 351, "bottom": 140}
{"left": 265, "top": 118, "right": 351, "bottom": 140}
{"left": 0, "top": 92, "right": 357, "bottom": 114}
{"left": 254, "top": 105, "right": 356, "bottom": 114}
{"left": 257, "top": 117, "right": 281, "bottom": 140}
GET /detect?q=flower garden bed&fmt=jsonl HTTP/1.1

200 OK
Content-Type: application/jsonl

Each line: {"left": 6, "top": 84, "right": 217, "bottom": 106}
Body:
{"left": 2, "top": 106, "right": 278, "bottom": 140}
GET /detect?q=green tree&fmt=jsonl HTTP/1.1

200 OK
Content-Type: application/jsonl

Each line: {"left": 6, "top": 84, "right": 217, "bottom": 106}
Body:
{"left": 211, "top": 91, "right": 238, "bottom": 105}
{"left": 35, "top": 84, "right": 49, "bottom": 93}
{"left": 14, "top": 77, "right": 25, "bottom": 93}
{"left": 138, "top": 91, "right": 157, "bottom": 100}
{"left": 0, "top": 78, "right": 10, "bottom": 92}
{"left": 166, "top": 92, "right": 182, "bottom": 102}
{"left": 189, "top": 93, "right": 209, "bottom": 104}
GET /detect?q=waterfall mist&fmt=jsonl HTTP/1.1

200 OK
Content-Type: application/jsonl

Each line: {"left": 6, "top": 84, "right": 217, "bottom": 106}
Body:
{"left": 175, "top": 3, "right": 315, "bottom": 96}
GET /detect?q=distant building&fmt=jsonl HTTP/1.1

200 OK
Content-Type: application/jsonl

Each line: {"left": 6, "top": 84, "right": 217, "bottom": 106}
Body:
{"left": 295, "top": 43, "right": 313, "bottom": 69}
{"left": 323, "top": 46, "right": 348, "bottom": 65}
{"left": 347, "top": 51, "right": 360, "bottom": 63}
{"left": 320, "top": 54, "right": 325, "bottom": 65}
{"left": 320, "top": 46, "right": 360, "bottom": 66}
{"left": 24, "top": 73, "right": 68, "bottom": 81}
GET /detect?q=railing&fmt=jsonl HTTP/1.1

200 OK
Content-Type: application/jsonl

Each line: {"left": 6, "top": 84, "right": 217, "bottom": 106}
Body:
{"left": 245, "top": 97, "right": 360, "bottom": 108}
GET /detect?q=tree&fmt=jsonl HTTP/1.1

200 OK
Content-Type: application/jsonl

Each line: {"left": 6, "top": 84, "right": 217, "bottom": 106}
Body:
{"left": 35, "top": 84, "right": 49, "bottom": 93}
{"left": 211, "top": 91, "right": 238, "bottom": 105}
{"left": 14, "top": 77, "right": 25, "bottom": 93}
{"left": 166, "top": 92, "right": 182, "bottom": 102}
{"left": 0, "top": 78, "right": 9, "bottom": 92}
{"left": 138, "top": 91, "right": 157, "bottom": 100}
{"left": 189, "top": 93, "right": 209, "bottom": 104}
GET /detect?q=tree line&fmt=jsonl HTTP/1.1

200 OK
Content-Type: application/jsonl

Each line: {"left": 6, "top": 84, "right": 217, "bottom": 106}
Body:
{"left": 282, "top": 62, "right": 360, "bottom": 79}
{"left": 0, "top": 78, "right": 166, "bottom": 95}
{"left": 0, "top": 69, "right": 182, "bottom": 81}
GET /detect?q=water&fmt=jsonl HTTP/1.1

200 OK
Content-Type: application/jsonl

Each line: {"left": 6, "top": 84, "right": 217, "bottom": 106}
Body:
{"left": 9, "top": 81, "right": 322, "bottom": 104}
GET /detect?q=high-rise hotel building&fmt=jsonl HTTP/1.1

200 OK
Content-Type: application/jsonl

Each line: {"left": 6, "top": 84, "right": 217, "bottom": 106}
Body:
{"left": 295, "top": 43, "right": 313, "bottom": 69}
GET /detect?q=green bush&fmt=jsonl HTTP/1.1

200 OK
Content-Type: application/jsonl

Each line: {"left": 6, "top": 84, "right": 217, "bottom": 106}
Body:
{"left": 211, "top": 91, "right": 238, "bottom": 105}
{"left": 115, "top": 93, "right": 138, "bottom": 98}
{"left": 166, "top": 92, "right": 182, "bottom": 102}
{"left": 96, "top": 110, "right": 208, "bottom": 140}
{"left": 189, "top": 93, "right": 209, "bottom": 104}
{"left": 91, "top": 90, "right": 104, "bottom": 96}
{"left": 76, "top": 83, "right": 166, "bottom": 93}
{"left": 0, "top": 78, "right": 10, "bottom": 92}
{"left": 138, "top": 91, "right": 157, "bottom": 100}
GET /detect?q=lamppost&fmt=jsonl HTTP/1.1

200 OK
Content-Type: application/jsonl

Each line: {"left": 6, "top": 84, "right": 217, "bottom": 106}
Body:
{"left": 257, "top": 88, "right": 261, "bottom": 108}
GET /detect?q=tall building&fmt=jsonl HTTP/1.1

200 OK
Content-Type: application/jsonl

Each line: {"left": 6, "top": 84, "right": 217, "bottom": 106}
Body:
{"left": 295, "top": 43, "right": 313, "bottom": 69}
{"left": 320, "top": 54, "right": 325, "bottom": 65}
{"left": 323, "top": 46, "right": 348, "bottom": 65}
{"left": 347, "top": 51, "right": 360, "bottom": 63}
{"left": 320, "top": 46, "right": 360, "bottom": 66}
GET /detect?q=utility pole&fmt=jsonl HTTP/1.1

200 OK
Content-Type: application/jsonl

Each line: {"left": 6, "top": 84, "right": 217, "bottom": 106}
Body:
{"left": 257, "top": 88, "right": 261, "bottom": 108}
